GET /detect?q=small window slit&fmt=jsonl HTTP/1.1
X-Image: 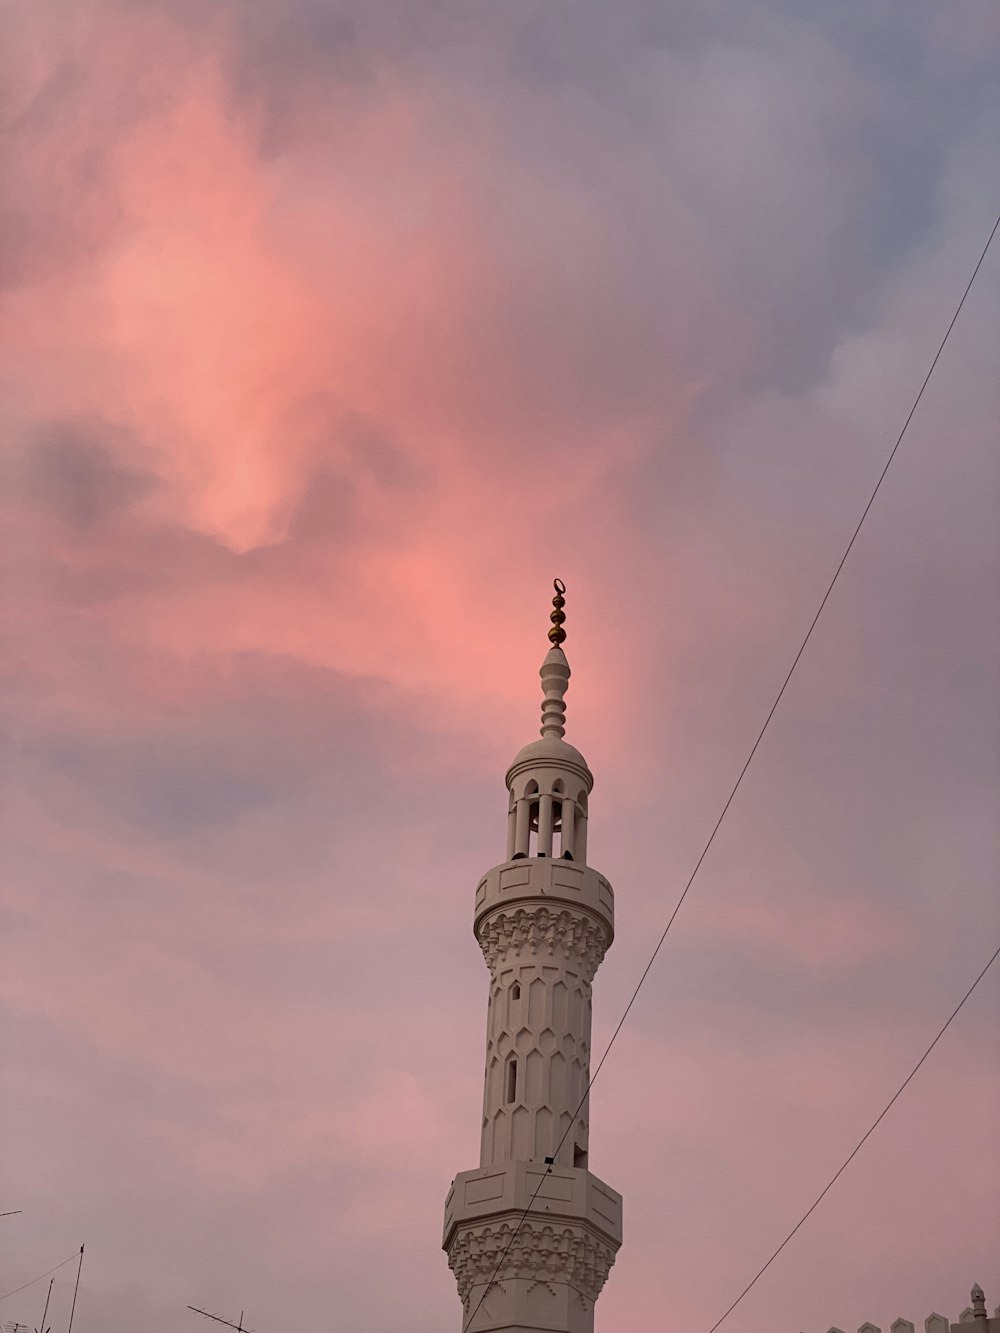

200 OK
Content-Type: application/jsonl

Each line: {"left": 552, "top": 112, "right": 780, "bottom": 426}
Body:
{"left": 505, "top": 1057, "right": 518, "bottom": 1104}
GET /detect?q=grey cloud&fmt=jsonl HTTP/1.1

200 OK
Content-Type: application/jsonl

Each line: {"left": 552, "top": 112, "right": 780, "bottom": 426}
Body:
{"left": 6, "top": 0, "right": 996, "bottom": 437}
{"left": 208, "top": 0, "right": 998, "bottom": 404}
{"left": 24, "top": 420, "right": 157, "bottom": 531}
{"left": 287, "top": 408, "right": 431, "bottom": 545}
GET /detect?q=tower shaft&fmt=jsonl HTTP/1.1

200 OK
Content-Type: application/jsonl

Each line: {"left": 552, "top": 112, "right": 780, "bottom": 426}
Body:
{"left": 476, "top": 858, "right": 611, "bottom": 1172}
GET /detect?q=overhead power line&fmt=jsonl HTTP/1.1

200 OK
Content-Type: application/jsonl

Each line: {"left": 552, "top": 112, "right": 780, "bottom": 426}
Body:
{"left": 707, "top": 940, "right": 1000, "bottom": 1331}
{"left": 463, "top": 208, "right": 1000, "bottom": 1333}
{"left": 0, "top": 1254, "right": 80, "bottom": 1305}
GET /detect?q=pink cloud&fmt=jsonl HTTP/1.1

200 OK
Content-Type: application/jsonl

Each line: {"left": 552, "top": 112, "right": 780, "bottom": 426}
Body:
{"left": 1, "top": 5, "right": 997, "bottom": 1333}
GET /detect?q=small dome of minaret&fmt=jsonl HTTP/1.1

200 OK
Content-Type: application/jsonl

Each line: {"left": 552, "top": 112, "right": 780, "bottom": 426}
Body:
{"left": 505, "top": 580, "right": 594, "bottom": 863}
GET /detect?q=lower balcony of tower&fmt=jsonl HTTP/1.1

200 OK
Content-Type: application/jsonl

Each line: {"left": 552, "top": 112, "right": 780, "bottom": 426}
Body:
{"left": 443, "top": 1160, "right": 623, "bottom": 1333}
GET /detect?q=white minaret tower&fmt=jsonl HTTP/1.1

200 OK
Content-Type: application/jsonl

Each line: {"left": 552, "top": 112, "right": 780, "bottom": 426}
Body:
{"left": 443, "top": 581, "right": 623, "bottom": 1333}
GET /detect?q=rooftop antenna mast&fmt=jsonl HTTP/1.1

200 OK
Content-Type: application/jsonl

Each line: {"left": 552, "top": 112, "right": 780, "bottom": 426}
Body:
{"left": 35, "top": 1279, "right": 54, "bottom": 1333}
{"left": 188, "top": 1306, "right": 251, "bottom": 1333}
{"left": 65, "top": 1245, "right": 84, "bottom": 1333}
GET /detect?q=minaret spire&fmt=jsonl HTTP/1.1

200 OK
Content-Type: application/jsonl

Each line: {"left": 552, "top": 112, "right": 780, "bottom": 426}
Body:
{"left": 540, "top": 579, "right": 570, "bottom": 740}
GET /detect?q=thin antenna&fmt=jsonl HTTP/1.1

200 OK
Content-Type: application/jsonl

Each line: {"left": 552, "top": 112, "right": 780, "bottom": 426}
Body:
{"left": 0, "top": 1212, "right": 23, "bottom": 1219}
{"left": 65, "top": 1248, "right": 83, "bottom": 1333}
{"left": 188, "top": 1306, "right": 252, "bottom": 1333}
{"left": 35, "top": 1278, "right": 53, "bottom": 1333}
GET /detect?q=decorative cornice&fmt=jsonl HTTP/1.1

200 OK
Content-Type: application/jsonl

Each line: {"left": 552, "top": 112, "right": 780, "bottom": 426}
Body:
{"left": 447, "top": 1217, "right": 618, "bottom": 1304}
{"left": 476, "top": 905, "right": 609, "bottom": 980}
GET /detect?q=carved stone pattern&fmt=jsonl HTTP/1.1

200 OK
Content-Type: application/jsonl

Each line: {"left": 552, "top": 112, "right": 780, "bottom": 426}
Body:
{"left": 477, "top": 907, "right": 608, "bottom": 980}
{"left": 447, "top": 1218, "right": 618, "bottom": 1304}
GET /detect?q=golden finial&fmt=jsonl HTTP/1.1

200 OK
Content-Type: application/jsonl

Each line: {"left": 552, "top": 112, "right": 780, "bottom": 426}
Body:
{"left": 548, "top": 578, "right": 567, "bottom": 647}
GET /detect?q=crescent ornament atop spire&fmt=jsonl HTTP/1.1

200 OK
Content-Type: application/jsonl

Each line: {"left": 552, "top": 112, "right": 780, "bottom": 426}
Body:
{"left": 548, "top": 578, "right": 567, "bottom": 647}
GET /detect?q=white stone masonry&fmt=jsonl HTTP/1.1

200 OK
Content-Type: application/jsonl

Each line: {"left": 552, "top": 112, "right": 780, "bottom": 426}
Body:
{"left": 443, "top": 621, "right": 622, "bottom": 1333}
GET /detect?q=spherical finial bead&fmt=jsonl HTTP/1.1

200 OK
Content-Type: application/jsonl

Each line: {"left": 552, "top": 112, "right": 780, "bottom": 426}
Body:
{"left": 549, "top": 579, "right": 567, "bottom": 647}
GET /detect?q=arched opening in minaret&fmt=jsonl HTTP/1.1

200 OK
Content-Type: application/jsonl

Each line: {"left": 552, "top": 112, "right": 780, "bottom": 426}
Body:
{"left": 505, "top": 1055, "right": 518, "bottom": 1104}
{"left": 574, "top": 1143, "right": 588, "bottom": 1169}
{"left": 512, "top": 781, "right": 539, "bottom": 858}
{"left": 551, "top": 780, "right": 575, "bottom": 860}
{"left": 511, "top": 982, "right": 521, "bottom": 1002}
{"left": 528, "top": 801, "right": 541, "bottom": 855}
{"left": 574, "top": 791, "right": 588, "bottom": 863}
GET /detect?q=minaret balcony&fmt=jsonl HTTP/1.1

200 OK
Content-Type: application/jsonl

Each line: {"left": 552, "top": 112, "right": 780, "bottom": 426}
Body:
{"left": 443, "top": 1159, "right": 623, "bottom": 1328}
{"left": 474, "top": 858, "right": 614, "bottom": 950}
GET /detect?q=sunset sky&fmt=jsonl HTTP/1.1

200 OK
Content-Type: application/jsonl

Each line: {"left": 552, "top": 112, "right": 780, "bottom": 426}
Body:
{"left": 1, "top": 2, "right": 998, "bottom": 1331}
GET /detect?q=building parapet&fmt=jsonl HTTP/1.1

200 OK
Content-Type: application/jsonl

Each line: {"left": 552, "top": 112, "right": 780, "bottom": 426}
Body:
{"left": 811, "top": 1285, "right": 999, "bottom": 1333}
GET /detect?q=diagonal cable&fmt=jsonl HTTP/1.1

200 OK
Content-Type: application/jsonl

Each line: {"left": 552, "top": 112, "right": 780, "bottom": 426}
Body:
{"left": 706, "top": 940, "right": 1000, "bottom": 1332}
{"left": 462, "top": 208, "right": 1000, "bottom": 1333}
{"left": 0, "top": 1252, "right": 80, "bottom": 1304}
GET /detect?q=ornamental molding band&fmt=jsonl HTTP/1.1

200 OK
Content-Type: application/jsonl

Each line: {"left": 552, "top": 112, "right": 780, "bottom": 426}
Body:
{"left": 448, "top": 1219, "right": 617, "bottom": 1306}
{"left": 477, "top": 906, "right": 610, "bottom": 980}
